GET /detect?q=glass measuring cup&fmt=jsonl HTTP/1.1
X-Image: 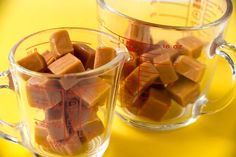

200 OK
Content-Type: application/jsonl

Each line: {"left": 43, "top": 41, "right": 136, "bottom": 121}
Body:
{"left": 97, "top": 0, "right": 236, "bottom": 130}
{"left": 0, "top": 27, "right": 128, "bottom": 157}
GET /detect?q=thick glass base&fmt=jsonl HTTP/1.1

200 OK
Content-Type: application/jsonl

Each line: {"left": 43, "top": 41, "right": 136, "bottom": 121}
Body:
{"left": 31, "top": 138, "right": 109, "bottom": 157}
{"left": 116, "top": 111, "right": 200, "bottom": 131}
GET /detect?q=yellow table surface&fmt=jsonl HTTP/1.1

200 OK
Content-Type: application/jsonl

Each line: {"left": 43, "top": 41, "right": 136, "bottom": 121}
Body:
{"left": 0, "top": 0, "right": 236, "bottom": 157}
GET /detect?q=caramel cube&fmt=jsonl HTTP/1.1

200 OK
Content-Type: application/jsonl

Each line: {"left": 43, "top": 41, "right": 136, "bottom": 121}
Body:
{"left": 140, "top": 48, "right": 162, "bottom": 63}
{"left": 124, "top": 62, "right": 159, "bottom": 97}
{"left": 41, "top": 50, "right": 56, "bottom": 65}
{"left": 122, "top": 51, "right": 138, "bottom": 79}
{"left": 71, "top": 77, "right": 110, "bottom": 108}
{"left": 35, "top": 124, "right": 49, "bottom": 147}
{"left": 153, "top": 52, "right": 178, "bottom": 84}
{"left": 50, "top": 30, "right": 74, "bottom": 58}
{"left": 63, "top": 134, "right": 83, "bottom": 155}
{"left": 45, "top": 103, "right": 64, "bottom": 121}
{"left": 177, "top": 36, "right": 203, "bottom": 58}
{"left": 47, "top": 133, "right": 82, "bottom": 155}
{"left": 81, "top": 118, "right": 104, "bottom": 141}
{"left": 47, "top": 117, "right": 70, "bottom": 141}
{"left": 48, "top": 53, "right": 85, "bottom": 75}
{"left": 26, "top": 77, "right": 62, "bottom": 109}
{"left": 141, "top": 41, "right": 179, "bottom": 63}
{"left": 59, "top": 76, "right": 79, "bottom": 90}
{"left": 167, "top": 78, "right": 200, "bottom": 106}
{"left": 174, "top": 56, "right": 206, "bottom": 82}
{"left": 94, "top": 47, "right": 116, "bottom": 68}
{"left": 119, "top": 85, "right": 137, "bottom": 107}
{"left": 17, "top": 51, "right": 46, "bottom": 72}
{"left": 73, "top": 43, "right": 96, "bottom": 69}
{"left": 65, "top": 98, "right": 97, "bottom": 131}
{"left": 138, "top": 88, "right": 171, "bottom": 121}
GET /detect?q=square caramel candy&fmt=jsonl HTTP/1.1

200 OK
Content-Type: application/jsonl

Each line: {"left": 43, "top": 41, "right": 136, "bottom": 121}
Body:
{"left": 41, "top": 50, "right": 56, "bottom": 65}
{"left": 48, "top": 53, "right": 85, "bottom": 75}
{"left": 65, "top": 98, "right": 98, "bottom": 131}
{"left": 47, "top": 133, "right": 82, "bottom": 155}
{"left": 119, "top": 84, "right": 138, "bottom": 107}
{"left": 141, "top": 40, "right": 179, "bottom": 63}
{"left": 45, "top": 103, "right": 64, "bottom": 121}
{"left": 153, "top": 52, "right": 178, "bottom": 84}
{"left": 177, "top": 36, "right": 204, "bottom": 58}
{"left": 94, "top": 47, "right": 116, "bottom": 68}
{"left": 26, "top": 77, "right": 62, "bottom": 109}
{"left": 47, "top": 136, "right": 65, "bottom": 154}
{"left": 50, "top": 30, "right": 74, "bottom": 58}
{"left": 73, "top": 43, "right": 96, "bottom": 69}
{"left": 140, "top": 48, "right": 162, "bottom": 63}
{"left": 124, "top": 62, "right": 159, "bottom": 97}
{"left": 174, "top": 56, "right": 206, "bottom": 83}
{"left": 59, "top": 76, "right": 80, "bottom": 90}
{"left": 125, "top": 22, "right": 152, "bottom": 54}
{"left": 122, "top": 51, "right": 138, "bottom": 79}
{"left": 71, "top": 77, "right": 111, "bottom": 108}
{"left": 81, "top": 118, "right": 104, "bottom": 141}
{"left": 63, "top": 134, "right": 83, "bottom": 155}
{"left": 126, "top": 94, "right": 146, "bottom": 115}
{"left": 138, "top": 88, "right": 171, "bottom": 121}
{"left": 166, "top": 78, "right": 200, "bottom": 106}
{"left": 47, "top": 116, "right": 70, "bottom": 141}
{"left": 17, "top": 51, "right": 46, "bottom": 72}
{"left": 35, "top": 123, "right": 49, "bottom": 147}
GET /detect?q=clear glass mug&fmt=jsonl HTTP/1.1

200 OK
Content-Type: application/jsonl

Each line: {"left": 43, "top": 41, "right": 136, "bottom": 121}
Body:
{"left": 97, "top": 0, "right": 236, "bottom": 130}
{"left": 0, "top": 28, "right": 128, "bottom": 157}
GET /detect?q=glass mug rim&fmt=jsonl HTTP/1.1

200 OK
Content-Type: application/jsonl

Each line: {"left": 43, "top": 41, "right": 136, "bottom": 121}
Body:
{"left": 8, "top": 27, "right": 129, "bottom": 79}
{"left": 97, "top": 0, "right": 233, "bottom": 30}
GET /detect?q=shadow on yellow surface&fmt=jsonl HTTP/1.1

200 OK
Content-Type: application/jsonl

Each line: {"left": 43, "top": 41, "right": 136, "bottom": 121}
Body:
{"left": 0, "top": 0, "right": 236, "bottom": 157}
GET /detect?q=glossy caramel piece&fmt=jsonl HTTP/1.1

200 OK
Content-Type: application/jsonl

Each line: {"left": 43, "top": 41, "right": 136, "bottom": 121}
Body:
{"left": 26, "top": 77, "right": 62, "bottom": 109}
{"left": 141, "top": 41, "right": 179, "bottom": 63}
{"left": 124, "top": 62, "right": 159, "bottom": 97}
{"left": 81, "top": 118, "right": 104, "bottom": 141}
{"left": 119, "top": 84, "right": 137, "bottom": 107}
{"left": 138, "top": 88, "right": 171, "bottom": 121}
{"left": 45, "top": 103, "right": 64, "bottom": 121}
{"left": 47, "top": 133, "right": 82, "bottom": 155}
{"left": 65, "top": 98, "right": 98, "bottom": 131}
{"left": 166, "top": 78, "right": 200, "bottom": 106}
{"left": 140, "top": 48, "right": 162, "bottom": 63}
{"left": 50, "top": 30, "right": 74, "bottom": 58}
{"left": 59, "top": 76, "right": 79, "bottom": 90}
{"left": 17, "top": 51, "right": 46, "bottom": 72}
{"left": 65, "top": 98, "right": 80, "bottom": 132}
{"left": 71, "top": 77, "right": 111, "bottom": 107}
{"left": 153, "top": 52, "right": 178, "bottom": 84}
{"left": 122, "top": 51, "right": 138, "bottom": 79}
{"left": 48, "top": 53, "right": 85, "bottom": 75}
{"left": 63, "top": 134, "right": 83, "bottom": 155}
{"left": 73, "top": 43, "right": 96, "bottom": 69}
{"left": 125, "top": 22, "right": 152, "bottom": 54}
{"left": 47, "top": 116, "right": 70, "bottom": 141}
{"left": 177, "top": 36, "right": 203, "bottom": 58}
{"left": 174, "top": 56, "right": 206, "bottom": 82}
{"left": 35, "top": 124, "right": 49, "bottom": 147}
{"left": 41, "top": 50, "right": 56, "bottom": 65}
{"left": 94, "top": 47, "right": 116, "bottom": 68}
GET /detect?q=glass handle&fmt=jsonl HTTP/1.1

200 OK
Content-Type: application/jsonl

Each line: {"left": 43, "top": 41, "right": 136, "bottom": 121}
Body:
{"left": 0, "top": 69, "right": 21, "bottom": 144}
{"left": 201, "top": 41, "right": 236, "bottom": 115}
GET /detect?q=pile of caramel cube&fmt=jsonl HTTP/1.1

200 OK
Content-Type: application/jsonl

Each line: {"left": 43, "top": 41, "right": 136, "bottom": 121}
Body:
{"left": 120, "top": 24, "right": 206, "bottom": 122}
{"left": 17, "top": 30, "right": 116, "bottom": 155}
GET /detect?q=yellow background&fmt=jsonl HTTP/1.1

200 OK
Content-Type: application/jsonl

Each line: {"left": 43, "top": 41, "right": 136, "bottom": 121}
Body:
{"left": 0, "top": 0, "right": 236, "bottom": 157}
